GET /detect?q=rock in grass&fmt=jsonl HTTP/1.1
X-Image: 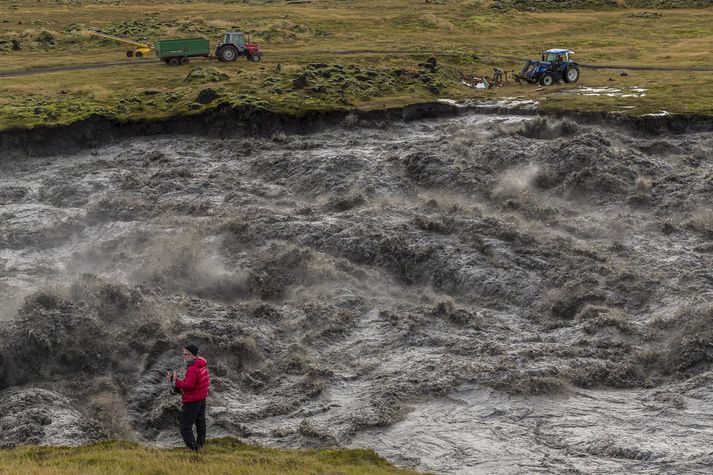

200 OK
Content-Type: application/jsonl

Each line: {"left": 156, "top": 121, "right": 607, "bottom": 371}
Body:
{"left": 35, "top": 30, "right": 56, "bottom": 46}
{"left": 420, "top": 56, "right": 438, "bottom": 73}
{"left": 292, "top": 74, "right": 308, "bottom": 90}
{"left": 195, "top": 88, "right": 221, "bottom": 104}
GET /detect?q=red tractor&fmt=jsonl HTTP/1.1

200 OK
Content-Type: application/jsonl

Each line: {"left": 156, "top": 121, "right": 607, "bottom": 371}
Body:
{"left": 215, "top": 31, "right": 262, "bottom": 62}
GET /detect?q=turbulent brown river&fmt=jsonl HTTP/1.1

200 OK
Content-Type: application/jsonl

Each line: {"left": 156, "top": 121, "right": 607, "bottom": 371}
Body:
{"left": 2, "top": 113, "right": 713, "bottom": 473}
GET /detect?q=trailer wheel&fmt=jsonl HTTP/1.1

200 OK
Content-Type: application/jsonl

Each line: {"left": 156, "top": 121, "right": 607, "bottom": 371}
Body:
{"left": 135, "top": 51, "right": 143, "bottom": 58}
{"left": 539, "top": 73, "right": 555, "bottom": 86}
{"left": 168, "top": 57, "right": 180, "bottom": 67}
{"left": 180, "top": 57, "right": 189, "bottom": 65}
{"left": 126, "top": 51, "right": 134, "bottom": 58}
{"left": 217, "top": 45, "right": 238, "bottom": 62}
{"left": 249, "top": 53, "right": 262, "bottom": 62}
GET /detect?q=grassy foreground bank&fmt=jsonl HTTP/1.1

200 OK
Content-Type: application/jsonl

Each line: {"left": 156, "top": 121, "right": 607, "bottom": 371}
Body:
{"left": 0, "top": 437, "right": 422, "bottom": 475}
{"left": 2, "top": 0, "right": 713, "bottom": 131}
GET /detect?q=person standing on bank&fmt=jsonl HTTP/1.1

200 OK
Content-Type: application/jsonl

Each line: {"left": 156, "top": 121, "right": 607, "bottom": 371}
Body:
{"left": 167, "top": 343, "right": 210, "bottom": 451}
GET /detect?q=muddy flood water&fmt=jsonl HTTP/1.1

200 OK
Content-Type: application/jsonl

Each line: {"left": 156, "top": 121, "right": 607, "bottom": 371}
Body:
{"left": 2, "top": 113, "right": 713, "bottom": 473}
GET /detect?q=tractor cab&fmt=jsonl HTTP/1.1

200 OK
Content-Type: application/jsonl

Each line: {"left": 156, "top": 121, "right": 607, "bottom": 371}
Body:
{"left": 216, "top": 31, "right": 262, "bottom": 62}
{"left": 542, "top": 49, "right": 573, "bottom": 63}
{"left": 222, "top": 32, "right": 246, "bottom": 50}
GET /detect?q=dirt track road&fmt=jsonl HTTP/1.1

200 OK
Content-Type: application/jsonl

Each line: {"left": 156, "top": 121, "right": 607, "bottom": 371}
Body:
{"left": 2, "top": 50, "right": 713, "bottom": 78}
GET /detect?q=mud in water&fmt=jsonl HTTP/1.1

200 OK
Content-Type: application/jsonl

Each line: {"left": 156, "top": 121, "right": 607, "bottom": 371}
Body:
{"left": 2, "top": 114, "right": 713, "bottom": 473}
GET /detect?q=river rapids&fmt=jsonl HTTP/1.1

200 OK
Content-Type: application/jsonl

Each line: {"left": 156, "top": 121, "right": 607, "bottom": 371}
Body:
{"left": 2, "top": 113, "right": 713, "bottom": 473}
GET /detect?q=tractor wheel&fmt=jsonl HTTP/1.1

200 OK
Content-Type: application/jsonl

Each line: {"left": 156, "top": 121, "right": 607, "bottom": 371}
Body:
{"left": 126, "top": 50, "right": 134, "bottom": 58}
{"left": 249, "top": 53, "right": 262, "bottom": 62}
{"left": 218, "top": 45, "right": 238, "bottom": 62}
{"left": 539, "top": 73, "right": 555, "bottom": 86}
{"left": 135, "top": 51, "right": 143, "bottom": 59}
{"left": 168, "top": 57, "right": 180, "bottom": 67}
{"left": 180, "top": 57, "right": 189, "bottom": 65}
{"left": 564, "top": 66, "right": 580, "bottom": 83}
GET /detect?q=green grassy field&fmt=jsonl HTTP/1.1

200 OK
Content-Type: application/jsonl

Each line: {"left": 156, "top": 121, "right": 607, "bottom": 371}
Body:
{"left": 0, "top": 438, "right": 422, "bottom": 475}
{"left": 1, "top": 0, "right": 713, "bottom": 130}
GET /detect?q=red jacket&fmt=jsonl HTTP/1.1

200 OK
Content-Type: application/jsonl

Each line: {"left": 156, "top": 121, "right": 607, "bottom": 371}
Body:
{"left": 175, "top": 357, "right": 210, "bottom": 403}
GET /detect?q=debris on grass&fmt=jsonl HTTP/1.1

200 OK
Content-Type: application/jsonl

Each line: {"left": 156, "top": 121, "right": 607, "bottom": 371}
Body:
{"left": 184, "top": 67, "right": 229, "bottom": 83}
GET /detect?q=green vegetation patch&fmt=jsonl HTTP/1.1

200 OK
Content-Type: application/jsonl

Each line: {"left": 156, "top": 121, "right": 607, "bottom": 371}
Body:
{"left": 496, "top": 0, "right": 713, "bottom": 10}
{"left": 290, "top": 59, "right": 451, "bottom": 105}
{"left": 0, "top": 95, "right": 110, "bottom": 129}
{"left": 625, "top": 0, "right": 713, "bottom": 6}
{"left": 0, "top": 437, "right": 420, "bottom": 475}
{"left": 62, "top": 17, "right": 227, "bottom": 45}
{"left": 0, "top": 30, "right": 58, "bottom": 54}
{"left": 251, "top": 20, "right": 323, "bottom": 44}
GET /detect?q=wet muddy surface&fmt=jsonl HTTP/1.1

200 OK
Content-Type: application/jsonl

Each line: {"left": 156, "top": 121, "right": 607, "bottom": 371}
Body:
{"left": 559, "top": 86, "right": 648, "bottom": 98}
{"left": 2, "top": 113, "right": 713, "bottom": 473}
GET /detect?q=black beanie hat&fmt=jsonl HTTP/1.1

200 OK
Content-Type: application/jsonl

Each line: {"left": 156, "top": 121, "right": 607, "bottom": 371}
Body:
{"left": 184, "top": 343, "right": 199, "bottom": 357}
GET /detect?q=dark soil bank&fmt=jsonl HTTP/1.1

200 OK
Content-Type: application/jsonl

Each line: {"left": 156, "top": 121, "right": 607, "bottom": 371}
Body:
{"left": 2, "top": 111, "right": 713, "bottom": 473}
{"left": 3, "top": 101, "right": 713, "bottom": 160}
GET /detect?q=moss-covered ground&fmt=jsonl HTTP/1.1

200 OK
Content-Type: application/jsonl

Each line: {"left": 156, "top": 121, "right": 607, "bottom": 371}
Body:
{"left": 1, "top": 0, "right": 713, "bottom": 130}
{"left": 0, "top": 437, "right": 423, "bottom": 475}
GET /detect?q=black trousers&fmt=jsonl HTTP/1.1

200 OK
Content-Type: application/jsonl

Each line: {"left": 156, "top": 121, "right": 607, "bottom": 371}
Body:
{"left": 179, "top": 399, "right": 206, "bottom": 450}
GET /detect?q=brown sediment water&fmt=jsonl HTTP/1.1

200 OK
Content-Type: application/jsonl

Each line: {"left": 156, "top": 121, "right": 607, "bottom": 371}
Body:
{"left": 2, "top": 113, "right": 713, "bottom": 473}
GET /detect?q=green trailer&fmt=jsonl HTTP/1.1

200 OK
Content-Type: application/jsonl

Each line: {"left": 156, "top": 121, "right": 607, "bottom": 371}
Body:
{"left": 154, "top": 38, "right": 210, "bottom": 66}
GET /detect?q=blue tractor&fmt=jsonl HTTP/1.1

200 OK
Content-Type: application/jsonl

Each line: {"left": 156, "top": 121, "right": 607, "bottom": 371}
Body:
{"left": 515, "top": 49, "right": 580, "bottom": 86}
